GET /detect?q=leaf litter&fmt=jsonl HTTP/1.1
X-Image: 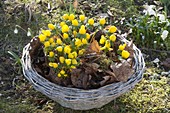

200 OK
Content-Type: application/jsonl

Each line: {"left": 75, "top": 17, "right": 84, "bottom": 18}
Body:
{"left": 29, "top": 32, "right": 135, "bottom": 89}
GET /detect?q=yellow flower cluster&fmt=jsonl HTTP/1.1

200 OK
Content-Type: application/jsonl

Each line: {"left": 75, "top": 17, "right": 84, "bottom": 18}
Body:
{"left": 58, "top": 70, "right": 68, "bottom": 77}
{"left": 38, "top": 13, "right": 130, "bottom": 78}
{"left": 37, "top": 14, "right": 91, "bottom": 77}
{"left": 118, "top": 43, "right": 130, "bottom": 59}
{"left": 99, "top": 27, "right": 117, "bottom": 51}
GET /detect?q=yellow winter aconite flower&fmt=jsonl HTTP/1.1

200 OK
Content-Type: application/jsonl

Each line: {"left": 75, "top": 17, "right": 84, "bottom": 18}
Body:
{"left": 81, "top": 25, "right": 85, "bottom": 29}
{"left": 69, "top": 14, "right": 75, "bottom": 21}
{"left": 72, "top": 19, "right": 79, "bottom": 26}
{"left": 118, "top": 43, "right": 126, "bottom": 50}
{"left": 79, "top": 15, "right": 85, "bottom": 21}
{"left": 86, "top": 33, "right": 90, "bottom": 40}
{"left": 88, "top": 18, "right": 94, "bottom": 25}
{"left": 42, "top": 30, "right": 45, "bottom": 34}
{"left": 109, "top": 26, "right": 117, "bottom": 33}
{"left": 99, "top": 18, "right": 106, "bottom": 25}
{"left": 100, "top": 46, "right": 106, "bottom": 51}
{"left": 60, "top": 22, "right": 65, "bottom": 27}
{"left": 62, "top": 25, "right": 69, "bottom": 33}
{"left": 64, "top": 45, "right": 71, "bottom": 54}
{"left": 44, "top": 41, "right": 50, "bottom": 48}
{"left": 122, "top": 50, "right": 130, "bottom": 59}
{"left": 75, "top": 38, "right": 82, "bottom": 47}
{"left": 56, "top": 38, "right": 62, "bottom": 45}
{"left": 65, "top": 59, "right": 72, "bottom": 65}
{"left": 59, "top": 56, "right": 65, "bottom": 63}
{"left": 63, "top": 74, "right": 68, "bottom": 77}
{"left": 82, "top": 38, "right": 88, "bottom": 44}
{"left": 72, "top": 51, "right": 77, "bottom": 58}
{"left": 99, "top": 35, "right": 106, "bottom": 44}
{"left": 73, "top": 30, "right": 77, "bottom": 37}
{"left": 53, "top": 63, "right": 58, "bottom": 68}
{"left": 60, "top": 70, "right": 65, "bottom": 74}
{"left": 56, "top": 46, "right": 63, "bottom": 52}
{"left": 48, "top": 24, "right": 55, "bottom": 30}
{"left": 71, "top": 65, "right": 76, "bottom": 69}
{"left": 79, "top": 49, "right": 85, "bottom": 55}
{"left": 49, "top": 62, "right": 58, "bottom": 69}
{"left": 49, "top": 62, "right": 53, "bottom": 67}
{"left": 105, "top": 40, "right": 111, "bottom": 49}
{"left": 57, "top": 73, "right": 61, "bottom": 77}
{"left": 109, "top": 34, "right": 116, "bottom": 42}
{"left": 49, "top": 51, "right": 55, "bottom": 57}
{"left": 49, "top": 38, "right": 54, "bottom": 43}
{"left": 39, "top": 34, "right": 46, "bottom": 42}
{"left": 72, "top": 59, "right": 78, "bottom": 65}
{"left": 68, "top": 53, "right": 74, "bottom": 59}
{"left": 51, "top": 42, "right": 56, "bottom": 47}
{"left": 63, "top": 14, "right": 69, "bottom": 20}
{"left": 63, "top": 33, "right": 69, "bottom": 39}
{"left": 79, "top": 27, "right": 86, "bottom": 34}
{"left": 42, "top": 30, "right": 51, "bottom": 36}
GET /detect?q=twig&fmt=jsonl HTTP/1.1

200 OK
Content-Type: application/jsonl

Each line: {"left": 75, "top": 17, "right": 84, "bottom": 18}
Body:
{"left": 141, "top": 48, "right": 170, "bottom": 54}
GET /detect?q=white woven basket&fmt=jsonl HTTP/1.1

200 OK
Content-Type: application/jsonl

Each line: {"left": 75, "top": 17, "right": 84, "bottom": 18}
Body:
{"left": 21, "top": 38, "right": 145, "bottom": 110}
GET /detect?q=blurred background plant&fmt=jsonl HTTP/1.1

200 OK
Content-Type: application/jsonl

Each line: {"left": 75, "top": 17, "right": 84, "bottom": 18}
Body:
{"left": 126, "top": 4, "right": 170, "bottom": 50}
{"left": 159, "top": 0, "right": 170, "bottom": 16}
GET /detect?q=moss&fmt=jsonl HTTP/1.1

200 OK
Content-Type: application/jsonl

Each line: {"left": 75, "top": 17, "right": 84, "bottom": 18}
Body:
{"left": 0, "top": 98, "right": 35, "bottom": 113}
{"left": 117, "top": 71, "right": 170, "bottom": 113}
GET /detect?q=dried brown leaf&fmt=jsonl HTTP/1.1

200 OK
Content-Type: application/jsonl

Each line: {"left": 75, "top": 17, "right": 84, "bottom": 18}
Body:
{"left": 29, "top": 37, "right": 43, "bottom": 58}
{"left": 99, "top": 76, "right": 110, "bottom": 86}
{"left": 110, "top": 60, "right": 134, "bottom": 82}
{"left": 71, "top": 69, "right": 89, "bottom": 89}
{"left": 89, "top": 39, "right": 101, "bottom": 53}
{"left": 71, "top": 70, "right": 89, "bottom": 89}
{"left": 161, "top": 58, "right": 170, "bottom": 70}
{"left": 73, "top": 0, "right": 78, "bottom": 9}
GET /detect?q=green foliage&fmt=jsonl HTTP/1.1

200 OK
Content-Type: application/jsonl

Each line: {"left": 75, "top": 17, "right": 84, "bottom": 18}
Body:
{"left": 127, "top": 10, "right": 170, "bottom": 50}
{"left": 159, "top": 0, "right": 170, "bottom": 14}
{"left": 8, "top": 51, "right": 21, "bottom": 65}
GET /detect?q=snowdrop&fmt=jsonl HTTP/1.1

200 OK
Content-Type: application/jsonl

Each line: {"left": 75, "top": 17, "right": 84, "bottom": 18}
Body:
{"left": 14, "top": 27, "right": 18, "bottom": 34}
{"left": 161, "top": 30, "right": 169, "bottom": 40}
{"left": 157, "top": 14, "right": 165, "bottom": 22}
{"left": 143, "top": 5, "right": 156, "bottom": 16}
{"left": 27, "top": 28, "right": 31, "bottom": 37}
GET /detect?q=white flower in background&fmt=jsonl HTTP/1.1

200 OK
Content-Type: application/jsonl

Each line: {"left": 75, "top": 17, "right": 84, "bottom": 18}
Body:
{"left": 161, "top": 30, "right": 169, "bottom": 40}
{"left": 143, "top": 5, "right": 156, "bottom": 16}
{"left": 14, "top": 28, "right": 18, "bottom": 34}
{"left": 142, "top": 35, "right": 145, "bottom": 40}
{"left": 27, "top": 28, "right": 31, "bottom": 37}
{"left": 157, "top": 14, "right": 165, "bottom": 22}
{"left": 154, "top": 41, "right": 157, "bottom": 44}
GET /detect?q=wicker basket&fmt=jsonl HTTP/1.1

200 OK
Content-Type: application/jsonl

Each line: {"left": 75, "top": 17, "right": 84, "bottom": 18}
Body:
{"left": 21, "top": 38, "right": 145, "bottom": 110}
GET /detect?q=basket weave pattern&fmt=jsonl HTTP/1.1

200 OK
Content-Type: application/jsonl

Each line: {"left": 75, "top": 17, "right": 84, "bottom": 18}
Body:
{"left": 21, "top": 38, "right": 145, "bottom": 110}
